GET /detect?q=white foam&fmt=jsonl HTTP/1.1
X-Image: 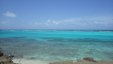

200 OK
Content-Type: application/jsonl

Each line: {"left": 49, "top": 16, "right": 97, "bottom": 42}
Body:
{"left": 13, "top": 58, "right": 50, "bottom": 64}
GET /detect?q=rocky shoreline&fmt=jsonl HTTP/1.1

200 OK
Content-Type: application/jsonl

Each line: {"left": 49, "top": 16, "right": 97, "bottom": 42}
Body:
{"left": 1, "top": 48, "right": 113, "bottom": 64}
{"left": 0, "top": 49, "right": 17, "bottom": 64}
{"left": 49, "top": 57, "right": 113, "bottom": 64}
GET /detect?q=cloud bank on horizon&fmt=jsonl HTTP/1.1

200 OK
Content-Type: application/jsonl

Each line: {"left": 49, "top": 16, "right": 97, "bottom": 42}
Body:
{"left": 0, "top": 0, "right": 113, "bottom": 30}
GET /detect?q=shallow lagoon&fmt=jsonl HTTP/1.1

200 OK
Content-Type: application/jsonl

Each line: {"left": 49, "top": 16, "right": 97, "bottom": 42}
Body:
{"left": 0, "top": 30, "right": 113, "bottom": 61}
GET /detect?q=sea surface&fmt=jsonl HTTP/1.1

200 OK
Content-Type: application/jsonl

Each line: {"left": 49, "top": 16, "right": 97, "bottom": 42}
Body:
{"left": 0, "top": 30, "right": 113, "bottom": 61}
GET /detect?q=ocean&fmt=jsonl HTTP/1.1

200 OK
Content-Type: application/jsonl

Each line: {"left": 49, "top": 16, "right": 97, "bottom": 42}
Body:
{"left": 0, "top": 30, "right": 113, "bottom": 61}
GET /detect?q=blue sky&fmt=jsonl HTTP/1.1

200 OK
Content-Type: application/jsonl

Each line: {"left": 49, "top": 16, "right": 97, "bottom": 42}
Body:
{"left": 0, "top": 0, "right": 113, "bottom": 30}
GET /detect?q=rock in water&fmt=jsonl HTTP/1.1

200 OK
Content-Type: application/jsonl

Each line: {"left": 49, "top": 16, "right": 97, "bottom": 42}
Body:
{"left": 83, "top": 57, "right": 97, "bottom": 62}
{"left": 0, "top": 51, "right": 4, "bottom": 57}
{"left": 0, "top": 48, "right": 17, "bottom": 64}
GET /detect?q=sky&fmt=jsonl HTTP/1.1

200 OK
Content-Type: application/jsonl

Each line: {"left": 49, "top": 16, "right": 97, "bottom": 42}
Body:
{"left": 0, "top": 0, "right": 113, "bottom": 30}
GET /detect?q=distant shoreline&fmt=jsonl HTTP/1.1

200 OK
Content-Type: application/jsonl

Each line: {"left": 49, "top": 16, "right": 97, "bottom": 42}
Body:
{"left": 0, "top": 29, "right": 113, "bottom": 32}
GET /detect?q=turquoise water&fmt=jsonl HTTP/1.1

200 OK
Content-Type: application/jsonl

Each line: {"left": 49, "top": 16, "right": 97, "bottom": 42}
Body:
{"left": 0, "top": 30, "right": 113, "bottom": 61}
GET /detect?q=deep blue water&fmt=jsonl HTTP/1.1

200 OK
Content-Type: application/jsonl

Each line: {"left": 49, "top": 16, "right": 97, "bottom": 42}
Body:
{"left": 0, "top": 30, "right": 113, "bottom": 61}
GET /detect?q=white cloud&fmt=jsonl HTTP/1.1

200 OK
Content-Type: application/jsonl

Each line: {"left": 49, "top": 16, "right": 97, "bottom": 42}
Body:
{"left": 4, "top": 11, "right": 16, "bottom": 18}
{"left": 46, "top": 19, "right": 59, "bottom": 25}
{"left": 52, "top": 21, "right": 59, "bottom": 24}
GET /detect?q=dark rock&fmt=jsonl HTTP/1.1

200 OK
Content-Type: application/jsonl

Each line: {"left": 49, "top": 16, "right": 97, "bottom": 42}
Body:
{"left": 0, "top": 48, "right": 17, "bottom": 64}
{"left": 83, "top": 57, "right": 97, "bottom": 62}
{"left": 0, "top": 51, "right": 4, "bottom": 57}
